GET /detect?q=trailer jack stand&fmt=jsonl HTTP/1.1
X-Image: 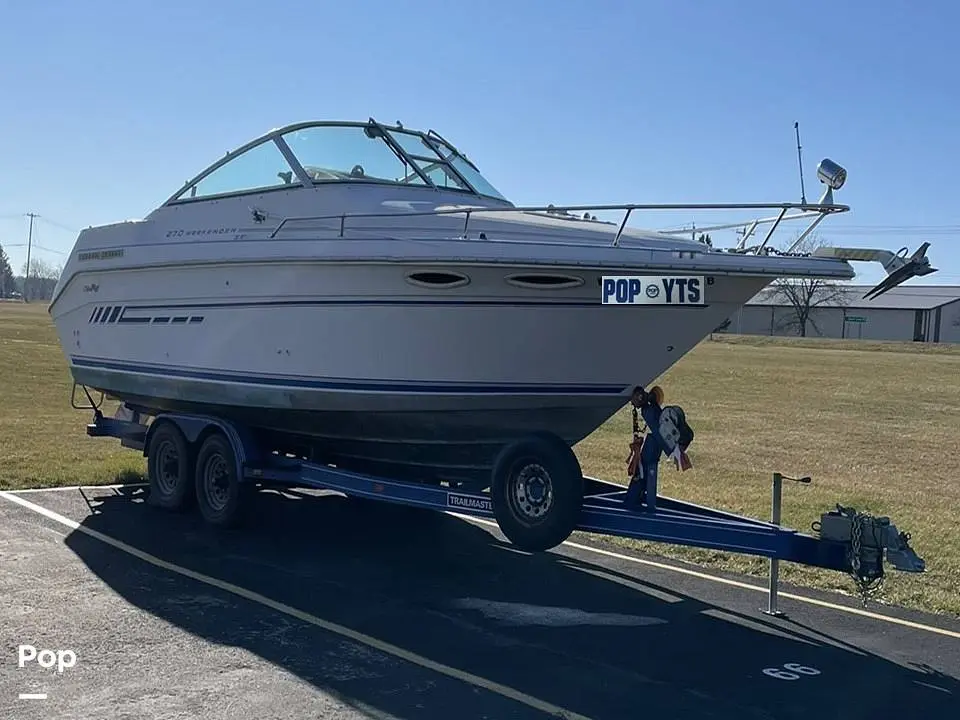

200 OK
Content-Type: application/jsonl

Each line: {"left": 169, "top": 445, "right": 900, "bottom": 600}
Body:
{"left": 762, "top": 472, "right": 810, "bottom": 617}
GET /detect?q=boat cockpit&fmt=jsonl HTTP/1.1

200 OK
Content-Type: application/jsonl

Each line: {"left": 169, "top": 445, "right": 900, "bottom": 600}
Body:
{"left": 164, "top": 118, "right": 512, "bottom": 207}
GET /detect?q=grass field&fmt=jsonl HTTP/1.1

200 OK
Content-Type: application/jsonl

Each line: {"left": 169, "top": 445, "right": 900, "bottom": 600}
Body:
{"left": 2, "top": 301, "right": 959, "bottom": 617}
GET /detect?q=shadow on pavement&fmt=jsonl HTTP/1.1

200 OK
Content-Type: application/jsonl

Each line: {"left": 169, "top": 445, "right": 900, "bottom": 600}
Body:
{"left": 62, "top": 483, "right": 960, "bottom": 720}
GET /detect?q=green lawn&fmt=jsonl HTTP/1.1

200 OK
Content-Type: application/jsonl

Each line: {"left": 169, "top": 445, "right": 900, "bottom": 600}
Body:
{"left": 2, "top": 301, "right": 958, "bottom": 617}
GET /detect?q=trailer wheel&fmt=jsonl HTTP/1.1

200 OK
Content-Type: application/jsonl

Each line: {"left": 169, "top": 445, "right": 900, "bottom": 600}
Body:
{"left": 490, "top": 436, "right": 583, "bottom": 552}
{"left": 194, "top": 433, "right": 246, "bottom": 527}
{"left": 146, "top": 421, "right": 194, "bottom": 511}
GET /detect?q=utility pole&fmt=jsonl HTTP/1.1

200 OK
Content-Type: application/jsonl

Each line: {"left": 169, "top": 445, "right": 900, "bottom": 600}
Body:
{"left": 24, "top": 212, "right": 38, "bottom": 302}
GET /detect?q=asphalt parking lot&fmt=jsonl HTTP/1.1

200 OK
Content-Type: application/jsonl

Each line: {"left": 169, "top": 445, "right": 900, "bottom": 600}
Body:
{"left": 2, "top": 483, "right": 958, "bottom": 720}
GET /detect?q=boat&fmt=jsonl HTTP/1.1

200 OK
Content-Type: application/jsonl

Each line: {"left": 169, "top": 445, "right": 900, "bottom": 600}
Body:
{"left": 47, "top": 118, "right": 936, "bottom": 489}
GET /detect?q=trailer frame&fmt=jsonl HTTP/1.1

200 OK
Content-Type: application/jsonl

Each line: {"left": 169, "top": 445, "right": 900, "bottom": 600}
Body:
{"left": 81, "top": 398, "right": 924, "bottom": 607}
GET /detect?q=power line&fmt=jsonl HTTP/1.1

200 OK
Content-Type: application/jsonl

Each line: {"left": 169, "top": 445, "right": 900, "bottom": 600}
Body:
{"left": 826, "top": 230, "right": 960, "bottom": 236}
{"left": 3, "top": 242, "right": 66, "bottom": 255}
{"left": 37, "top": 216, "right": 77, "bottom": 234}
{"left": 0, "top": 213, "right": 77, "bottom": 233}
{"left": 833, "top": 224, "right": 960, "bottom": 229}
{"left": 32, "top": 243, "right": 65, "bottom": 255}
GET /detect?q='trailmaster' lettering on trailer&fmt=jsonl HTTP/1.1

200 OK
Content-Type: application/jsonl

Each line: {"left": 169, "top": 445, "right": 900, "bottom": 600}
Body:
{"left": 446, "top": 493, "right": 493, "bottom": 513}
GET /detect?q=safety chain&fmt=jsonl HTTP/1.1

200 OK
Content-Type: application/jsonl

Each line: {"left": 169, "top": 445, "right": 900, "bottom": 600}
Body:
{"left": 846, "top": 506, "right": 885, "bottom": 606}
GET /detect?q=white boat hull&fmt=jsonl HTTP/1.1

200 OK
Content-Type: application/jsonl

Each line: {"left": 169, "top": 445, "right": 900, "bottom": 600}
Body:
{"left": 53, "top": 260, "right": 769, "bottom": 484}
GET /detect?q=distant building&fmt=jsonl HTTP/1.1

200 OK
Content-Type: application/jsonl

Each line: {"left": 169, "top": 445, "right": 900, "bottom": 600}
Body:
{"left": 722, "top": 284, "right": 960, "bottom": 344}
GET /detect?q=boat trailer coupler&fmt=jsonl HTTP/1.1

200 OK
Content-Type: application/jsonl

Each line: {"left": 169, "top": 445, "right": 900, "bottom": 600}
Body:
{"left": 817, "top": 504, "right": 926, "bottom": 577}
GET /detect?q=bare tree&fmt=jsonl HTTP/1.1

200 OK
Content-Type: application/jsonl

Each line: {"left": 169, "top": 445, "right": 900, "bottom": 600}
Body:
{"left": 767, "top": 233, "right": 850, "bottom": 337}
{"left": 21, "top": 256, "right": 63, "bottom": 301}
{"left": 22, "top": 256, "right": 61, "bottom": 279}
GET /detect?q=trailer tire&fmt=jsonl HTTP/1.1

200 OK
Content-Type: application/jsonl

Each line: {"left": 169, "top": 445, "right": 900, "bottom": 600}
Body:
{"left": 490, "top": 436, "right": 583, "bottom": 552}
{"left": 194, "top": 432, "right": 246, "bottom": 528}
{"left": 146, "top": 421, "right": 194, "bottom": 511}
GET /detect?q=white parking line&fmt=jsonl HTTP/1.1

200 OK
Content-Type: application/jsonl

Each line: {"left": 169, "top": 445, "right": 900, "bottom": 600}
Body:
{"left": 0, "top": 490, "right": 593, "bottom": 720}
{"left": 450, "top": 513, "right": 960, "bottom": 640}
{"left": 8, "top": 482, "right": 148, "bottom": 494}
{"left": 6, "top": 483, "right": 958, "bottom": 641}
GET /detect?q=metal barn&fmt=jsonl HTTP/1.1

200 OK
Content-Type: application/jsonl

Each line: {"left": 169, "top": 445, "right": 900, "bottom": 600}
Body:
{"left": 722, "top": 285, "right": 960, "bottom": 344}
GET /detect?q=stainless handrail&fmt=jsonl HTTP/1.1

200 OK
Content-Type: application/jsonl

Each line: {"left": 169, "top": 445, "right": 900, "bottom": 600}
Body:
{"left": 268, "top": 200, "right": 850, "bottom": 249}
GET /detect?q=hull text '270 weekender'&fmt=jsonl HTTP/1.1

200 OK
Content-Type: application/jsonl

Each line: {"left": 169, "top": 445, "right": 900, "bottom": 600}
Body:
{"left": 48, "top": 118, "right": 935, "bottom": 497}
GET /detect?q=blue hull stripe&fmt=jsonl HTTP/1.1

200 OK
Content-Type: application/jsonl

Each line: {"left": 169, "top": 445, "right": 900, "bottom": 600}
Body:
{"left": 107, "top": 299, "right": 711, "bottom": 311}
{"left": 70, "top": 357, "right": 629, "bottom": 396}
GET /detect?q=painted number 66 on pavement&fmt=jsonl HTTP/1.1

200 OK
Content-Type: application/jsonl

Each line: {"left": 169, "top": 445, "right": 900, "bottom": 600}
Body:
{"left": 762, "top": 662, "right": 821, "bottom": 680}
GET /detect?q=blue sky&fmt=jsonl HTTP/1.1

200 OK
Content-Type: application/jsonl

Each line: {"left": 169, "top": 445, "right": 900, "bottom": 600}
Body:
{"left": 2, "top": 0, "right": 958, "bottom": 286}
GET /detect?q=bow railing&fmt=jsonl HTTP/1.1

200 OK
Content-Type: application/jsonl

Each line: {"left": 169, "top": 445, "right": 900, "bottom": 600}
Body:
{"left": 268, "top": 199, "right": 850, "bottom": 254}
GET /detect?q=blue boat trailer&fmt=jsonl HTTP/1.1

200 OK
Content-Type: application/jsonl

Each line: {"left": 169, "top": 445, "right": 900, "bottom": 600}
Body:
{"left": 82, "top": 399, "right": 925, "bottom": 607}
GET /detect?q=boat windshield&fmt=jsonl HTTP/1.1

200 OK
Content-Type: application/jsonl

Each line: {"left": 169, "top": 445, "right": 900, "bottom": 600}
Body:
{"left": 168, "top": 120, "right": 509, "bottom": 203}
